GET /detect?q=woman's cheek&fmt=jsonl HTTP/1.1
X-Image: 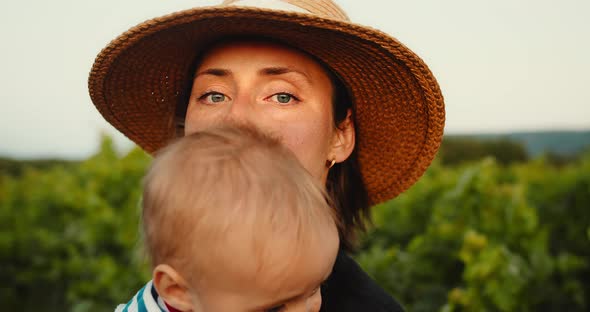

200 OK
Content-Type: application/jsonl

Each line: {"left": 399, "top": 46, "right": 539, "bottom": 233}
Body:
{"left": 279, "top": 121, "right": 330, "bottom": 179}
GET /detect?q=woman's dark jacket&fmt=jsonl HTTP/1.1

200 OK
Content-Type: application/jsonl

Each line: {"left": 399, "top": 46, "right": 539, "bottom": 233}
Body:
{"left": 320, "top": 249, "right": 404, "bottom": 312}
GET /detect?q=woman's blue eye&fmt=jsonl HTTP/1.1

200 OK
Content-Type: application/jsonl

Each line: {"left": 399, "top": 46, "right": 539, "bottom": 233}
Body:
{"left": 199, "top": 92, "right": 227, "bottom": 104}
{"left": 270, "top": 93, "right": 298, "bottom": 104}
{"left": 276, "top": 93, "right": 291, "bottom": 103}
{"left": 208, "top": 93, "right": 226, "bottom": 103}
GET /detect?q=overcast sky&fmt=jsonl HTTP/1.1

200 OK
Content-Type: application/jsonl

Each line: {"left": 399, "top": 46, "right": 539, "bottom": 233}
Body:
{"left": 1, "top": 0, "right": 588, "bottom": 159}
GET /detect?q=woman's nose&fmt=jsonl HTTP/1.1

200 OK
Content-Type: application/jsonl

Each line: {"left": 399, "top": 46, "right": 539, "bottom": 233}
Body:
{"left": 225, "top": 94, "right": 254, "bottom": 123}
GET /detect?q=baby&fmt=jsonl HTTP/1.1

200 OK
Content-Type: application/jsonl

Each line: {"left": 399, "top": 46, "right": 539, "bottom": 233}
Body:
{"left": 116, "top": 125, "right": 340, "bottom": 312}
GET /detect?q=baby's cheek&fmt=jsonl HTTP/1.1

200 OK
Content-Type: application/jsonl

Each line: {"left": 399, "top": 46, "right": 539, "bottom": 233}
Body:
{"left": 306, "top": 290, "right": 323, "bottom": 312}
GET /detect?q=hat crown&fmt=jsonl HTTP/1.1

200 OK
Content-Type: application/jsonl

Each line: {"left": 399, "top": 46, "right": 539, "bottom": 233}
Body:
{"left": 222, "top": 0, "right": 349, "bottom": 21}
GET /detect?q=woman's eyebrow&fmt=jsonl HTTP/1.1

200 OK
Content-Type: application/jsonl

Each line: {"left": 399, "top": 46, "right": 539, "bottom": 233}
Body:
{"left": 195, "top": 68, "right": 232, "bottom": 78}
{"left": 259, "top": 67, "right": 311, "bottom": 83}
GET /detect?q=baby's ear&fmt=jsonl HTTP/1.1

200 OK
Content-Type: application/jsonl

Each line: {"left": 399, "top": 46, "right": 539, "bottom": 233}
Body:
{"left": 153, "top": 264, "right": 197, "bottom": 311}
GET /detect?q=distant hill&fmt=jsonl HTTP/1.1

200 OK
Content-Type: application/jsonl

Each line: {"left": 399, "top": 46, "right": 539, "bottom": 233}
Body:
{"left": 1, "top": 131, "right": 589, "bottom": 176}
{"left": 446, "top": 130, "right": 590, "bottom": 157}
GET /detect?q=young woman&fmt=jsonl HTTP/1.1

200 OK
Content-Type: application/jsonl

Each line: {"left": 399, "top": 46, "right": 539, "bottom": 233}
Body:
{"left": 89, "top": 0, "right": 445, "bottom": 311}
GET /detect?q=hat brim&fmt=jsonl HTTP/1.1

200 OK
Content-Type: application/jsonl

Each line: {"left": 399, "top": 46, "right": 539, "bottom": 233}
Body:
{"left": 88, "top": 6, "right": 445, "bottom": 205}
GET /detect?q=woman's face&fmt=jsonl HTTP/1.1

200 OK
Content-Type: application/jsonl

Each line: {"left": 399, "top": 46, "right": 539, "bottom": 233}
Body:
{"left": 185, "top": 41, "right": 354, "bottom": 182}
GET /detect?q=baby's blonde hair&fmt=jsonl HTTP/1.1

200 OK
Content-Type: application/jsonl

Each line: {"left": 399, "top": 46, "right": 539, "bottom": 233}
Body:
{"left": 142, "top": 124, "right": 339, "bottom": 283}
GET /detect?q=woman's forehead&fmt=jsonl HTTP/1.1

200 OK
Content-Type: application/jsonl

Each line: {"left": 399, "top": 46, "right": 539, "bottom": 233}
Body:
{"left": 197, "top": 40, "right": 330, "bottom": 77}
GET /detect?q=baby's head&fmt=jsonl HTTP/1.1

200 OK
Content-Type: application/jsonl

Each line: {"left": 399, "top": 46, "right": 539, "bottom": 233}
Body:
{"left": 142, "top": 124, "right": 340, "bottom": 312}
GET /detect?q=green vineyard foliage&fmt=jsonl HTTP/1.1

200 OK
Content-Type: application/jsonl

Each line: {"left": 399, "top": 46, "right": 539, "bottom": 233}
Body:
{"left": 357, "top": 156, "right": 590, "bottom": 311}
{"left": 0, "top": 137, "right": 151, "bottom": 311}
{"left": 1, "top": 137, "right": 589, "bottom": 311}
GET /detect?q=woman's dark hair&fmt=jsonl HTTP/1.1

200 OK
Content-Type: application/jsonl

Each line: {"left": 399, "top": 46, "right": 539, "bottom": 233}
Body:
{"left": 325, "top": 71, "right": 370, "bottom": 251}
{"left": 176, "top": 36, "right": 370, "bottom": 251}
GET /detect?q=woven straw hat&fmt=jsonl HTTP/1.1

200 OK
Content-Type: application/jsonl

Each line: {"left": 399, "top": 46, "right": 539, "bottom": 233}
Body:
{"left": 88, "top": 0, "right": 445, "bottom": 205}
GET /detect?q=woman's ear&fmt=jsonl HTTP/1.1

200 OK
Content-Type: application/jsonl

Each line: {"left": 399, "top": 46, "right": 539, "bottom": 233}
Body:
{"left": 153, "top": 264, "right": 197, "bottom": 311}
{"left": 330, "top": 109, "right": 355, "bottom": 163}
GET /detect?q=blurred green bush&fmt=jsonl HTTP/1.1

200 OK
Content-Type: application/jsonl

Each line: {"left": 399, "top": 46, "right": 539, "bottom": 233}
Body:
{"left": 357, "top": 154, "right": 590, "bottom": 311}
{"left": 0, "top": 137, "right": 151, "bottom": 311}
{"left": 1, "top": 137, "right": 589, "bottom": 311}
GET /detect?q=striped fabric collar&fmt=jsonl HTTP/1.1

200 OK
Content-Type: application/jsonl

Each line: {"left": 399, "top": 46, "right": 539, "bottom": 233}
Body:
{"left": 114, "top": 280, "right": 172, "bottom": 312}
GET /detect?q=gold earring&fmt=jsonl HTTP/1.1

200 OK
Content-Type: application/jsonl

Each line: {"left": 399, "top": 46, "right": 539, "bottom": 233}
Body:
{"left": 327, "top": 159, "right": 336, "bottom": 169}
